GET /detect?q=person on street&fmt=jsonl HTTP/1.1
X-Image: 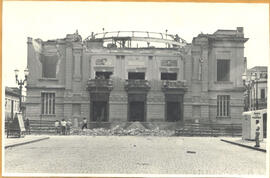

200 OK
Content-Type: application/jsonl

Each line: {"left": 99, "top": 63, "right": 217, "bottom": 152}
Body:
{"left": 55, "top": 120, "right": 60, "bottom": 134}
{"left": 254, "top": 120, "right": 260, "bottom": 147}
{"left": 25, "top": 118, "right": 31, "bottom": 135}
{"left": 61, "top": 119, "right": 67, "bottom": 135}
{"left": 82, "top": 117, "right": 87, "bottom": 130}
{"left": 66, "top": 119, "right": 72, "bottom": 135}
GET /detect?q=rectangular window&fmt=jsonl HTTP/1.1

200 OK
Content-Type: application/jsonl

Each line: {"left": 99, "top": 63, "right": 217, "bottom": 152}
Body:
{"left": 217, "top": 60, "right": 230, "bottom": 81}
{"left": 11, "top": 100, "right": 14, "bottom": 118}
{"left": 15, "top": 101, "right": 18, "bottom": 112}
{"left": 217, "top": 95, "right": 230, "bottom": 117}
{"left": 92, "top": 101, "right": 108, "bottom": 122}
{"left": 116, "top": 55, "right": 125, "bottom": 59}
{"left": 95, "top": 72, "right": 113, "bottom": 79}
{"left": 41, "top": 93, "right": 55, "bottom": 115}
{"left": 40, "top": 55, "right": 58, "bottom": 78}
{"left": 161, "top": 73, "right": 177, "bottom": 80}
{"left": 13, "top": 101, "right": 16, "bottom": 112}
{"left": 259, "top": 72, "right": 267, "bottom": 79}
{"left": 7, "top": 99, "right": 10, "bottom": 110}
{"left": 128, "top": 72, "right": 145, "bottom": 80}
{"left": 261, "top": 89, "right": 265, "bottom": 99}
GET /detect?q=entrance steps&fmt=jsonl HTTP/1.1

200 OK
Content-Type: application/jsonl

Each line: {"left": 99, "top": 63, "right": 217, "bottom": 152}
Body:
{"left": 29, "top": 120, "right": 56, "bottom": 134}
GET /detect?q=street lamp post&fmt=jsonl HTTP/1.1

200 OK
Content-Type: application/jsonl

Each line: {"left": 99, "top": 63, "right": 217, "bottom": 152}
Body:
{"left": 254, "top": 73, "right": 259, "bottom": 110}
{"left": 14, "top": 68, "right": 29, "bottom": 112}
{"left": 242, "top": 73, "right": 255, "bottom": 111}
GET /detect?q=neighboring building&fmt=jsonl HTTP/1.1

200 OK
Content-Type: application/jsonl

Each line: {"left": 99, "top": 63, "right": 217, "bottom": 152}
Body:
{"left": 26, "top": 27, "right": 248, "bottom": 129}
{"left": 5, "top": 87, "right": 21, "bottom": 121}
{"left": 246, "top": 66, "right": 268, "bottom": 110}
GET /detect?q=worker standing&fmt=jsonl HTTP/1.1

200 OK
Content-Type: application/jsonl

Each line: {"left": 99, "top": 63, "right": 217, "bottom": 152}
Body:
{"left": 55, "top": 120, "right": 60, "bottom": 134}
{"left": 25, "top": 118, "right": 31, "bottom": 135}
{"left": 61, "top": 119, "right": 67, "bottom": 135}
{"left": 254, "top": 120, "right": 260, "bottom": 147}
{"left": 82, "top": 117, "right": 87, "bottom": 130}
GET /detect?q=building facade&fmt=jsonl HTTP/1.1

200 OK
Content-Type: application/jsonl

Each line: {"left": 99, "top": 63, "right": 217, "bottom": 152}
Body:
{"left": 26, "top": 27, "right": 248, "bottom": 129}
{"left": 246, "top": 66, "right": 268, "bottom": 110}
{"left": 5, "top": 87, "right": 21, "bottom": 121}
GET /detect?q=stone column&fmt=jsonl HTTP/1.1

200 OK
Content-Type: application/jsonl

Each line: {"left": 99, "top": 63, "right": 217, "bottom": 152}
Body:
{"left": 65, "top": 44, "right": 72, "bottom": 90}
{"left": 201, "top": 46, "right": 209, "bottom": 92}
{"left": 73, "top": 51, "right": 82, "bottom": 80}
{"left": 72, "top": 44, "right": 83, "bottom": 92}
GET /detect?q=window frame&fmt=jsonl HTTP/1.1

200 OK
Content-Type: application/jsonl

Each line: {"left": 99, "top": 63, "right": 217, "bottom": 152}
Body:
{"left": 41, "top": 92, "right": 56, "bottom": 115}
{"left": 128, "top": 72, "right": 145, "bottom": 80}
{"left": 260, "top": 88, "right": 265, "bottom": 99}
{"left": 217, "top": 59, "right": 230, "bottom": 82}
{"left": 95, "top": 71, "right": 113, "bottom": 79}
{"left": 116, "top": 55, "right": 125, "bottom": 59}
{"left": 40, "top": 54, "right": 58, "bottom": 79}
{"left": 160, "top": 72, "right": 177, "bottom": 80}
{"left": 216, "top": 95, "right": 230, "bottom": 118}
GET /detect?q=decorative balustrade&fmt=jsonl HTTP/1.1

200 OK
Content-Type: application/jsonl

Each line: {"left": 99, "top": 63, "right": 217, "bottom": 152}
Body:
{"left": 124, "top": 80, "right": 151, "bottom": 91}
{"left": 87, "top": 79, "right": 113, "bottom": 91}
{"left": 162, "top": 80, "right": 187, "bottom": 91}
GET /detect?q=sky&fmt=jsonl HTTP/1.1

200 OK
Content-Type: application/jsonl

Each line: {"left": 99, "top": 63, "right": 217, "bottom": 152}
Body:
{"left": 2, "top": 1, "right": 269, "bottom": 88}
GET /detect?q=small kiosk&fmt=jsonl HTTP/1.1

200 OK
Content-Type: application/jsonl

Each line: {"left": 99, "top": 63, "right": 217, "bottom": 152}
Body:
{"left": 242, "top": 109, "right": 267, "bottom": 141}
{"left": 7, "top": 112, "right": 26, "bottom": 138}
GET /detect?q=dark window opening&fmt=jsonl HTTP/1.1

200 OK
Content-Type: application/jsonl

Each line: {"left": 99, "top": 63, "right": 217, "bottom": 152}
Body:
{"left": 261, "top": 89, "right": 265, "bottom": 99}
{"left": 92, "top": 101, "right": 108, "bottom": 122}
{"left": 128, "top": 72, "right": 145, "bottom": 80}
{"left": 166, "top": 102, "right": 181, "bottom": 122}
{"left": 95, "top": 72, "right": 113, "bottom": 79}
{"left": 161, "top": 73, "right": 177, "bottom": 80}
{"left": 129, "top": 101, "right": 145, "bottom": 122}
{"left": 11, "top": 100, "right": 14, "bottom": 119}
{"left": 40, "top": 55, "right": 58, "bottom": 78}
{"left": 116, "top": 55, "right": 125, "bottom": 59}
{"left": 217, "top": 60, "right": 230, "bottom": 81}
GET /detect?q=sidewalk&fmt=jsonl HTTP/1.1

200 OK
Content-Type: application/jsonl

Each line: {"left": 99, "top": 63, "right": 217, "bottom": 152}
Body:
{"left": 4, "top": 135, "right": 50, "bottom": 149}
{"left": 220, "top": 137, "right": 267, "bottom": 152}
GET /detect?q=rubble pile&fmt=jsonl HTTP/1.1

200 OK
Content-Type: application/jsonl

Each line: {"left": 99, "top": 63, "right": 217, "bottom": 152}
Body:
{"left": 70, "top": 125, "right": 174, "bottom": 136}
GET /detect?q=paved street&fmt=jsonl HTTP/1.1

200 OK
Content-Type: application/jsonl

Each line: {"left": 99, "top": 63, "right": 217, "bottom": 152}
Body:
{"left": 4, "top": 136, "right": 266, "bottom": 175}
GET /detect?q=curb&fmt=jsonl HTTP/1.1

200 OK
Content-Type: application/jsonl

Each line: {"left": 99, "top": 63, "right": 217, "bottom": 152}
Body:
{"left": 220, "top": 139, "right": 266, "bottom": 153}
{"left": 5, "top": 137, "right": 50, "bottom": 149}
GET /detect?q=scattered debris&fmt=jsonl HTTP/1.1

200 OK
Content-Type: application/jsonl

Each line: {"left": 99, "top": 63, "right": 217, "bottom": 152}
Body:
{"left": 136, "top": 162, "right": 150, "bottom": 166}
{"left": 70, "top": 125, "right": 174, "bottom": 136}
{"left": 186, "top": 151, "right": 196, "bottom": 154}
{"left": 126, "top": 122, "right": 146, "bottom": 130}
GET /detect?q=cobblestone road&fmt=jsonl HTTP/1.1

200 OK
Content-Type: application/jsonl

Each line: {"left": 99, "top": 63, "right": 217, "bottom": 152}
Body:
{"left": 4, "top": 136, "right": 266, "bottom": 175}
